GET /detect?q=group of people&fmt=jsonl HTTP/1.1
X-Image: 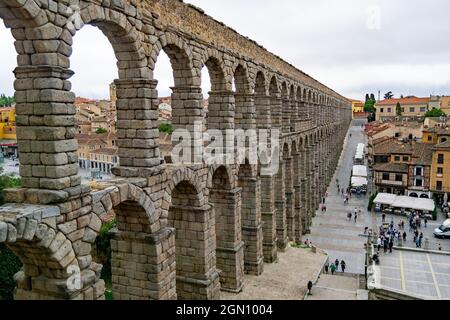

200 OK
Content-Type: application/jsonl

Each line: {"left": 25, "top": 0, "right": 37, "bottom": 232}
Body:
{"left": 324, "top": 259, "right": 347, "bottom": 275}
{"left": 347, "top": 207, "right": 362, "bottom": 223}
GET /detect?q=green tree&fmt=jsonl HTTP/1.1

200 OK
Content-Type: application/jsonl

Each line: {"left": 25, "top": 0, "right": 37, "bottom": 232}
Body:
{"left": 0, "top": 167, "right": 22, "bottom": 300}
{"left": 0, "top": 94, "right": 14, "bottom": 107}
{"left": 159, "top": 123, "right": 174, "bottom": 134}
{"left": 396, "top": 102, "right": 402, "bottom": 116}
{"left": 384, "top": 91, "right": 394, "bottom": 99}
{"left": 370, "top": 93, "right": 376, "bottom": 101}
{"left": 95, "top": 127, "right": 108, "bottom": 134}
{"left": 424, "top": 107, "right": 446, "bottom": 118}
{"left": 365, "top": 94, "right": 370, "bottom": 102}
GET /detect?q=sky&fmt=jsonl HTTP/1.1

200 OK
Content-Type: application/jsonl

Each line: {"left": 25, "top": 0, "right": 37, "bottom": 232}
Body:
{"left": 1, "top": 0, "right": 450, "bottom": 101}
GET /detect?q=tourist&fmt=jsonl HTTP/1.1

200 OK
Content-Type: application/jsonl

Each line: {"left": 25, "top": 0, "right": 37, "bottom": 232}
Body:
{"left": 377, "top": 237, "right": 382, "bottom": 252}
{"left": 354, "top": 212, "right": 358, "bottom": 223}
{"left": 382, "top": 213, "right": 386, "bottom": 223}
{"left": 324, "top": 264, "right": 329, "bottom": 274}
{"left": 335, "top": 259, "right": 340, "bottom": 270}
{"left": 307, "top": 281, "right": 313, "bottom": 295}
{"left": 402, "top": 231, "right": 407, "bottom": 242}
{"left": 424, "top": 218, "right": 428, "bottom": 228}
{"left": 341, "top": 260, "right": 346, "bottom": 273}
{"left": 347, "top": 212, "right": 352, "bottom": 221}
{"left": 389, "top": 239, "right": 394, "bottom": 253}
{"left": 383, "top": 238, "right": 388, "bottom": 253}
{"left": 330, "top": 263, "right": 336, "bottom": 275}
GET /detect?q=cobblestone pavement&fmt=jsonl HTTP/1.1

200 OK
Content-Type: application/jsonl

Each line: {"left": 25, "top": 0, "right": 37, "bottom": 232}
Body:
{"left": 221, "top": 246, "right": 328, "bottom": 300}
{"left": 309, "top": 121, "right": 370, "bottom": 275}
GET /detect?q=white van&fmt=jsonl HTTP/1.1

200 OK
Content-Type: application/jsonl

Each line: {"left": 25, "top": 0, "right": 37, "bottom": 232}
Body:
{"left": 434, "top": 219, "right": 450, "bottom": 239}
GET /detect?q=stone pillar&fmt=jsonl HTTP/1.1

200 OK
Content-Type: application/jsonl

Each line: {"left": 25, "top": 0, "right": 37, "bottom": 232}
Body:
{"left": 235, "top": 93, "right": 256, "bottom": 131}
{"left": 110, "top": 228, "right": 177, "bottom": 300}
{"left": 239, "top": 174, "right": 264, "bottom": 275}
{"left": 171, "top": 86, "right": 205, "bottom": 164}
{"left": 169, "top": 204, "right": 221, "bottom": 300}
{"left": 275, "top": 159, "right": 288, "bottom": 251}
{"left": 285, "top": 155, "right": 295, "bottom": 241}
{"left": 260, "top": 174, "right": 277, "bottom": 262}
{"left": 14, "top": 65, "right": 79, "bottom": 198}
{"left": 207, "top": 91, "right": 235, "bottom": 163}
{"left": 211, "top": 188, "right": 244, "bottom": 293}
{"left": 304, "top": 145, "right": 313, "bottom": 234}
{"left": 271, "top": 94, "right": 282, "bottom": 129}
{"left": 291, "top": 99, "right": 300, "bottom": 132}
{"left": 281, "top": 97, "right": 291, "bottom": 134}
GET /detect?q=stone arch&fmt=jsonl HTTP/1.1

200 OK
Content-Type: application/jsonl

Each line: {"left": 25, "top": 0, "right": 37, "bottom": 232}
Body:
{"left": 151, "top": 32, "right": 196, "bottom": 86}
{"left": 0, "top": 214, "right": 86, "bottom": 300}
{"left": 269, "top": 76, "right": 280, "bottom": 96}
{"left": 0, "top": 0, "right": 48, "bottom": 29}
{"left": 254, "top": 71, "right": 267, "bottom": 95}
{"left": 201, "top": 50, "right": 228, "bottom": 91}
{"left": 233, "top": 63, "right": 251, "bottom": 94}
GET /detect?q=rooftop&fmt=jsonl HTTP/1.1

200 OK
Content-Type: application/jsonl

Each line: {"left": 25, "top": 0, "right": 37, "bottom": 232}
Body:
{"left": 373, "top": 162, "right": 409, "bottom": 173}
{"left": 376, "top": 96, "right": 430, "bottom": 106}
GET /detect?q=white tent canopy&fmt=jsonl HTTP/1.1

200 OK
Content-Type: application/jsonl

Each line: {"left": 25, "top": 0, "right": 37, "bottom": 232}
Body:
{"left": 353, "top": 165, "right": 368, "bottom": 178}
{"left": 351, "top": 176, "right": 368, "bottom": 187}
{"left": 374, "top": 193, "right": 435, "bottom": 212}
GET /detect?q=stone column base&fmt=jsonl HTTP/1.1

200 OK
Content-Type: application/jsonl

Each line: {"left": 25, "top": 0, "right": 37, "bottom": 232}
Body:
{"left": 176, "top": 271, "right": 221, "bottom": 300}
{"left": 216, "top": 241, "right": 244, "bottom": 293}
{"left": 242, "top": 225, "right": 264, "bottom": 276}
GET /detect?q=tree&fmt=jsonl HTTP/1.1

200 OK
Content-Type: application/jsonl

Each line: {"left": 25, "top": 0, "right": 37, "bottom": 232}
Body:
{"left": 396, "top": 102, "right": 402, "bottom": 116}
{"left": 424, "top": 107, "right": 446, "bottom": 118}
{"left": 0, "top": 94, "right": 14, "bottom": 107}
{"left": 370, "top": 93, "right": 376, "bottom": 101}
{"left": 159, "top": 123, "right": 174, "bottom": 134}
{"left": 384, "top": 91, "right": 394, "bottom": 100}
{"left": 365, "top": 94, "right": 370, "bottom": 102}
{"left": 95, "top": 127, "right": 108, "bottom": 134}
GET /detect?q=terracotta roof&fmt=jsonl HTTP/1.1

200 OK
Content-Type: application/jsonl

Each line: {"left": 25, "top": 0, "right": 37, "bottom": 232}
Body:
{"left": 434, "top": 139, "right": 450, "bottom": 150}
{"left": 411, "top": 143, "right": 433, "bottom": 165}
{"left": 75, "top": 97, "right": 97, "bottom": 104}
{"left": 373, "top": 139, "right": 413, "bottom": 156}
{"left": 376, "top": 97, "right": 429, "bottom": 106}
{"left": 373, "top": 162, "right": 409, "bottom": 173}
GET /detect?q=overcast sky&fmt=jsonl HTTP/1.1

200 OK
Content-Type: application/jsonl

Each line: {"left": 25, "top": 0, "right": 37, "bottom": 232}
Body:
{"left": 1, "top": 0, "right": 450, "bottom": 101}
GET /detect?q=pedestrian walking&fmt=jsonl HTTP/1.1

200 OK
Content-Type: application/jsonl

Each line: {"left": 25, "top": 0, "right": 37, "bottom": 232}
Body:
{"left": 383, "top": 239, "right": 388, "bottom": 253}
{"left": 347, "top": 212, "right": 352, "bottom": 221}
{"left": 335, "top": 259, "right": 340, "bottom": 270}
{"left": 307, "top": 281, "right": 313, "bottom": 295}
{"left": 330, "top": 263, "right": 336, "bottom": 275}
{"left": 389, "top": 239, "right": 394, "bottom": 253}
{"left": 377, "top": 237, "right": 382, "bottom": 252}
{"left": 402, "top": 231, "right": 407, "bottom": 242}
{"left": 382, "top": 213, "right": 386, "bottom": 223}
{"left": 354, "top": 212, "right": 358, "bottom": 223}
{"left": 324, "top": 264, "right": 329, "bottom": 274}
{"left": 424, "top": 218, "right": 428, "bottom": 228}
{"left": 340, "top": 260, "right": 346, "bottom": 273}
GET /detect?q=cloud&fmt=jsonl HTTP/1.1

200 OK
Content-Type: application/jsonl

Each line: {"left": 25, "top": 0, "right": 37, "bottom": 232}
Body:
{"left": 1, "top": 0, "right": 450, "bottom": 101}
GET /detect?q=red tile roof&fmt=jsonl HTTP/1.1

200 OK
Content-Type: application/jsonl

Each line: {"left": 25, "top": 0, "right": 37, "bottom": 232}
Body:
{"left": 376, "top": 97, "right": 429, "bottom": 106}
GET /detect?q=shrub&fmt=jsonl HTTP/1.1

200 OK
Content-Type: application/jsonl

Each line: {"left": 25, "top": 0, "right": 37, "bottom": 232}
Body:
{"left": 93, "top": 219, "right": 116, "bottom": 293}
{"left": 0, "top": 244, "right": 22, "bottom": 300}
{"left": 368, "top": 192, "right": 378, "bottom": 211}
{"left": 159, "top": 123, "right": 174, "bottom": 134}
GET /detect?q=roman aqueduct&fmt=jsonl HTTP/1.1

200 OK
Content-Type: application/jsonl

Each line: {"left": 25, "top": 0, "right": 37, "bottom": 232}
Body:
{"left": 0, "top": 0, "right": 352, "bottom": 299}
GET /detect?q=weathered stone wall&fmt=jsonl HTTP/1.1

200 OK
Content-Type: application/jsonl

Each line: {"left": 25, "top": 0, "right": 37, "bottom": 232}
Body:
{"left": 0, "top": 0, "right": 353, "bottom": 300}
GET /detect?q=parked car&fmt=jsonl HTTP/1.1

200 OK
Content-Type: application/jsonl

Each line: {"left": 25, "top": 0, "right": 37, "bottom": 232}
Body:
{"left": 434, "top": 219, "right": 450, "bottom": 239}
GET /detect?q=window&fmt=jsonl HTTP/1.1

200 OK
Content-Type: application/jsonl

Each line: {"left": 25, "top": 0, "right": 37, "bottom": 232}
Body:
{"left": 382, "top": 173, "right": 390, "bottom": 180}
{"left": 380, "top": 108, "right": 384, "bottom": 113}
{"left": 409, "top": 107, "right": 415, "bottom": 113}
{"left": 420, "top": 107, "right": 426, "bottom": 112}
{"left": 442, "top": 138, "right": 448, "bottom": 143}
{"left": 395, "top": 132, "right": 400, "bottom": 138}
{"left": 394, "top": 156, "right": 401, "bottom": 162}
{"left": 438, "top": 154, "right": 445, "bottom": 164}
{"left": 415, "top": 179, "right": 423, "bottom": 187}
{"left": 428, "top": 136, "right": 432, "bottom": 141}
{"left": 388, "top": 108, "right": 392, "bottom": 113}
{"left": 395, "top": 174, "right": 403, "bottom": 182}
{"left": 415, "top": 167, "right": 423, "bottom": 176}
{"left": 403, "top": 156, "right": 409, "bottom": 162}
{"left": 437, "top": 181, "right": 443, "bottom": 191}
{"left": 401, "top": 107, "right": 405, "bottom": 112}
{"left": 438, "top": 167, "right": 444, "bottom": 175}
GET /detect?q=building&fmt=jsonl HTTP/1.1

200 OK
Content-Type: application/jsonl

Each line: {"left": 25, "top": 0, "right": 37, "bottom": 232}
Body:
{"left": 76, "top": 133, "right": 118, "bottom": 174}
{"left": 351, "top": 99, "right": 365, "bottom": 119}
{"left": 0, "top": 106, "right": 17, "bottom": 157}
{"left": 430, "top": 140, "right": 450, "bottom": 204}
{"left": 372, "top": 138, "right": 433, "bottom": 197}
{"left": 375, "top": 96, "right": 430, "bottom": 121}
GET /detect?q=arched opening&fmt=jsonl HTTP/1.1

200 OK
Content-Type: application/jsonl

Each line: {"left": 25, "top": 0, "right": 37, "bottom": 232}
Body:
{"left": 210, "top": 166, "right": 244, "bottom": 292}
{"left": 275, "top": 143, "right": 288, "bottom": 251}
{"left": 233, "top": 65, "right": 252, "bottom": 131}
{"left": 238, "top": 160, "right": 263, "bottom": 275}
{"left": 281, "top": 82, "right": 290, "bottom": 133}
{"left": 410, "top": 193, "right": 418, "bottom": 198}
{"left": 168, "top": 180, "right": 220, "bottom": 300}
{"left": 420, "top": 194, "right": 429, "bottom": 199}
{"left": 269, "top": 76, "right": 281, "bottom": 128}
{"left": 153, "top": 41, "right": 197, "bottom": 164}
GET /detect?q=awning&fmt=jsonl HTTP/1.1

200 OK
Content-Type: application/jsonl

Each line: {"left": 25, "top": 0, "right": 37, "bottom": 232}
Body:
{"left": 353, "top": 165, "right": 368, "bottom": 178}
{"left": 351, "top": 176, "right": 368, "bottom": 187}
{"left": 374, "top": 193, "right": 435, "bottom": 211}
